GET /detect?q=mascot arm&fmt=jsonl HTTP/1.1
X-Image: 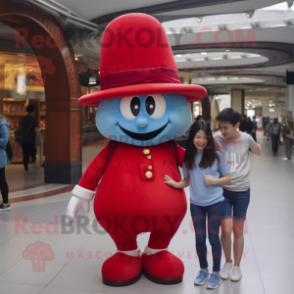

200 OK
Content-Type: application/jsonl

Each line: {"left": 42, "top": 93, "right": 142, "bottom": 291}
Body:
{"left": 77, "top": 140, "right": 111, "bottom": 192}
{"left": 66, "top": 141, "right": 111, "bottom": 222}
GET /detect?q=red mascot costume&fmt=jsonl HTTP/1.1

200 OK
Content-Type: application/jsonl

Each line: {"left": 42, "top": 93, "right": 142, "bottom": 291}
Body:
{"left": 66, "top": 13, "right": 206, "bottom": 286}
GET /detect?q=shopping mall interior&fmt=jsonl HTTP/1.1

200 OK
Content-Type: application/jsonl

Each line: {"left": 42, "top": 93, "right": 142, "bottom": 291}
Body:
{"left": 0, "top": 0, "right": 293, "bottom": 293}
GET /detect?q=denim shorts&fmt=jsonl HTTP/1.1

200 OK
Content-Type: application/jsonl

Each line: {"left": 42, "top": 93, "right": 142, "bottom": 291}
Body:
{"left": 223, "top": 189, "right": 250, "bottom": 221}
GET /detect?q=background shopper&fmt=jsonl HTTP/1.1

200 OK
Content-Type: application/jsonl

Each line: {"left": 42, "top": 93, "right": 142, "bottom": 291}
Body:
{"left": 239, "top": 115, "right": 247, "bottom": 132}
{"left": 267, "top": 117, "right": 281, "bottom": 156}
{"left": 0, "top": 114, "right": 11, "bottom": 211}
{"left": 19, "top": 105, "right": 41, "bottom": 174}
{"left": 252, "top": 116, "right": 257, "bottom": 142}
{"left": 245, "top": 117, "right": 253, "bottom": 135}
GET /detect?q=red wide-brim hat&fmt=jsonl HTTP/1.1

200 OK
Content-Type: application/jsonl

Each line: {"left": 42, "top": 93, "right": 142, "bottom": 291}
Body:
{"left": 79, "top": 13, "right": 207, "bottom": 106}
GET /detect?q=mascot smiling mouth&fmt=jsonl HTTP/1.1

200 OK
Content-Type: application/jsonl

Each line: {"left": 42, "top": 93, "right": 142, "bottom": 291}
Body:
{"left": 119, "top": 122, "right": 169, "bottom": 141}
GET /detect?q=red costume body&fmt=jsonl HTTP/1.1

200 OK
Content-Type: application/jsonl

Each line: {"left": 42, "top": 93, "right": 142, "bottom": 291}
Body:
{"left": 79, "top": 141, "right": 186, "bottom": 251}
{"left": 66, "top": 13, "right": 207, "bottom": 286}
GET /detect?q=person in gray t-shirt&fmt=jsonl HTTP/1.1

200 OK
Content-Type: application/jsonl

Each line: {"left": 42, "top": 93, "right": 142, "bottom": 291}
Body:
{"left": 213, "top": 108, "right": 261, "bottom": 282}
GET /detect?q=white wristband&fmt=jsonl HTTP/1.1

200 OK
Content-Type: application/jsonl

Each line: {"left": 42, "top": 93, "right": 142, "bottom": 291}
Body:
{"left": 144, "top": 246, "right": 168, "bottom": 255}
{"left": 72, "top": 185, "right": 95, "bottom": 201}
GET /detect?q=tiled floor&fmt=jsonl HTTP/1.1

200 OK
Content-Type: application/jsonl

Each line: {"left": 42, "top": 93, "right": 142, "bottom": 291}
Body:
{"left": 0, "top": 132, "right": 293, "bottom": 294}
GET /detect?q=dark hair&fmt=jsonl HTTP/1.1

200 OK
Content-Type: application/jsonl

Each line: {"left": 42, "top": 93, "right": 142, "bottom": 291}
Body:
{"left": 215, "top": 108, "right": 241, "bottom": 126}
{"left": 205, "top": 115, "right": 211, "bottom": 121}
{"left": 26, "top": 105, "right": 35, "bottom": 113}
{"left": 184, "top": 121, "right": 219, "bottom": 170}
{"left": 195, "top": 115, "right": 202, "bottom": 121}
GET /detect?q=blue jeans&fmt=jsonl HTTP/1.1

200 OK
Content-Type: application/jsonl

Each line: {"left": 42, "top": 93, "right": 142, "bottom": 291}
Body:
{"left": 190, "top": 201, "right": 224, "bottom": 272}
{"left": 223, "top": 189, "right": 250, "bottom": 221}
{"left": 271, "top": 134, "right": 279, "bottom": 153}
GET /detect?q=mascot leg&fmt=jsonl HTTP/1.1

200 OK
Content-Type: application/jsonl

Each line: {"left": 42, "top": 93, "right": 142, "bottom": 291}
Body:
{"left": 101, "top": 234, "right": 143, "bottom": 286}
{"left": 142, "top": 232, "right": 184, "bottom": 284}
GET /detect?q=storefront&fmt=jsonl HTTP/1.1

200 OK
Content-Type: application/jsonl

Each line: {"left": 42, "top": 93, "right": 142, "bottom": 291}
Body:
{"left": 0, "top": 52, "right": 46, "bottom": 164}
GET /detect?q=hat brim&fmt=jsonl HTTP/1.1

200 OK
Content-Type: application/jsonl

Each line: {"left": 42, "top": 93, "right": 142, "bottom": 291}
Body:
{"left": 78, "top": 83, "right": 207, "bottom": 106}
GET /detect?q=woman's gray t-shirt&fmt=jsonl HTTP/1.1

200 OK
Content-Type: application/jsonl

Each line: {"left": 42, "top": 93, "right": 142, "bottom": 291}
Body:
{"left": 213, "top": 132, "right": 255, "bottom": 192}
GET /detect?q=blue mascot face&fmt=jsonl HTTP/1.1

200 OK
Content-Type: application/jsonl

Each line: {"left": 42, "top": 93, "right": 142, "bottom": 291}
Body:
{"left": 96, "top": 94, "right": 192, "bottom": 146}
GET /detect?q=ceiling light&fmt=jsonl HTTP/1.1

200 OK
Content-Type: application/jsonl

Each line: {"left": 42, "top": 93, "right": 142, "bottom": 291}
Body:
{"left": 176, "top": 54, "right": 182, "bottom": 57}
{"left": 75, "top": 58, "right": 78, "bottom": 61}
{"left": 253, "top": 106, "right": 255, "bottom": 108}
{"left": 269, "top": 100, "right": 272, "bottom": 102}
{"left": 246, "top": 10, "right": 255, "bottom": 18}
{"left": 197, "top": 18, "right": 202, "bottom": 23}
{"left": 225, "top": 50, "right": 230, "bottom": 52}
{"left": 201, "top": 52, "right": 207, "bottom": 55}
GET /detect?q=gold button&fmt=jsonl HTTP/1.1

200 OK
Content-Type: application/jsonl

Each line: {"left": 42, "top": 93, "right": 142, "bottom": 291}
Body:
{"left": 143, "top": 149, "right": 150, "bottom": 155}
{"left": 145, "top": 171, "right": 153, "bottom": 178}
{"left": 147, "top": 155, "right": 151, "bottom": 159}
{"left": 148, "top": 166, "right": 152, "bottom": 170}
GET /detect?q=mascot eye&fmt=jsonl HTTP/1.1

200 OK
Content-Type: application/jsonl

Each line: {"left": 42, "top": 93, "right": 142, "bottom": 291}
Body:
{"left": 120, "top": 96, "right": 140, "bottom": 119}
{"left": 146, "top": 94, "right": 166, "bottom": 118}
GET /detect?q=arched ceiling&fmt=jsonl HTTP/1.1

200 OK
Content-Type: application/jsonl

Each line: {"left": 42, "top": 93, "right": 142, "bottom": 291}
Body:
{"left": 40, "top": 0, "right": 285, "bottom": 24}
{"left": 1, "top": 0, "right": 293, "bottom": 103}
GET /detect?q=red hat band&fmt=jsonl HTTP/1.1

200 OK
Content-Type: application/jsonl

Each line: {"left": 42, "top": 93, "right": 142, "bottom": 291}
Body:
{"left": 100, "top": 67, "right": 181, "bottom": 90}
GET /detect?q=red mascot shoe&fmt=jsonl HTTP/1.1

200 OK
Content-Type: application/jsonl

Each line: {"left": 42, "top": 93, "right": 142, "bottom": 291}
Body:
{"left": 142, "top": 250, "right": 184, "bottom": 284}
{"left": 102, "top": 252, "right": 143, "bottom": 286}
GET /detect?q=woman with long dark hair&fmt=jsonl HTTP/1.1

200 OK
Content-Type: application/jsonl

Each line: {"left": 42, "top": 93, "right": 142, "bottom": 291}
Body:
{"left": 165, "top": 121, "right": 231, "bottom": 289}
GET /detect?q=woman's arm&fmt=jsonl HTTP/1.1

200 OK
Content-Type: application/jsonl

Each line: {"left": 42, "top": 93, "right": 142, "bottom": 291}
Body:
{"left": 164, "top": 175, "right": 189, "bottom": 188}
{"left": 204, "top": 174, "right": 231, "bottom": 186}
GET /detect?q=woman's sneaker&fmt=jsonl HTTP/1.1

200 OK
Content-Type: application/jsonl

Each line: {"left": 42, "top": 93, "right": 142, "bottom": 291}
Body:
{"left": 0, "top": 204, "right": 11, "bottom": 211}
{"left": 220, "top": 261, "right": 233, "bottom": 279}
{"left": 230, "top": 266, "right": 242, "bottom": 281}
{"left": 207, "top": 272, "right": 221, "bottom": 289}
{"left": 194, "top": 269, "right": 209, "bottom": 285}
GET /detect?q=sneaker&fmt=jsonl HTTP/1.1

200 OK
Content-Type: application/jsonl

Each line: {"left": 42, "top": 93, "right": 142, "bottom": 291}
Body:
{"left": 230, "top": 266, "right": 242, "bottom": 282}
{"left": 220, "top": 261, "right": 233, "bottom": 279}
{"left": 194, "top": 269, "right": 209, "bottom": 285}
{"left": 0, "top": 204, "right": 11, "bottom": 211}
{"left": 207, "top": 272, "right": 221, "bottom": 289}
{"left": 32, "top": 163, "right": 38, "bottom": 170}
{"left": 25, "top": 170, "right": 33, "bottom": 174}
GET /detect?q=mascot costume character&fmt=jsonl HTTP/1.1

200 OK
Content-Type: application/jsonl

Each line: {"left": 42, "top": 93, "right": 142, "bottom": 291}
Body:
{"left": 66, "top": 13, "right": 206, "bottom": 286}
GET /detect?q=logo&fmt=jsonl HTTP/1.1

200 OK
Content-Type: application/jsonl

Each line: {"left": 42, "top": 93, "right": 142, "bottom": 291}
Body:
{"left": 23, "top": 241, "right": 55, "bottom": 272}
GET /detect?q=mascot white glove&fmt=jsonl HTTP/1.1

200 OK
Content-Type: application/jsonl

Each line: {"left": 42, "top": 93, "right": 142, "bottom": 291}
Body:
{"left": 66, "top": 185, "right": 96, "bottom": 224}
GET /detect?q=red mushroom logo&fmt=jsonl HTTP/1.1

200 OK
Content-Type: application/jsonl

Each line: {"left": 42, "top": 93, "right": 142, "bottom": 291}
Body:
{"left": 23, "top": 241, "right": 55, "bottom": 272}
